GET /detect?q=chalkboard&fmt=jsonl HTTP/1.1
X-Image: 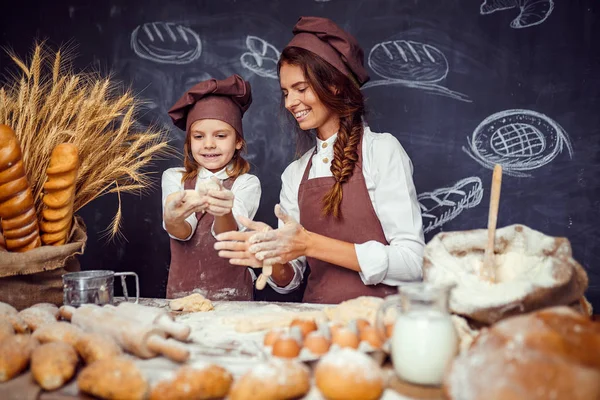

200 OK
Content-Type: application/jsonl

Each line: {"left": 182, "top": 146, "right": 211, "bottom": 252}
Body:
{"left": 1, "top": 0, "right": 599, "bottom": 307}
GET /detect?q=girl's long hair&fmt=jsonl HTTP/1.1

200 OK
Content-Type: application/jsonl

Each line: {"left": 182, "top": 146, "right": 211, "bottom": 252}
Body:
{"left": 278, "top": 46, "right": 366, "bottom": 218}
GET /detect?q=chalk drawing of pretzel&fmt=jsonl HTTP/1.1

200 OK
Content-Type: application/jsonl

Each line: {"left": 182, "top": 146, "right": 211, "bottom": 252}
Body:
{"left": 240, "top": 36, "right": 280, "bottom": 79}
{"left": 480, "top": 0, "right": 555, "bottom": 29}
{"left": 418, "top": 177, "right": 484, "bottom": 234}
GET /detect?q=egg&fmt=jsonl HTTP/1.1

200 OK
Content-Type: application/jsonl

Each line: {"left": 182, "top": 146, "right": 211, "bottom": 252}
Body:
{"left": 328, "top": 323, "right": 344, "bottom": 338}
{"left": 304, "top": 332, "right": 331, "bottom": 355}
{"left": 331, "top": 327, "right": 360, "bottom": 349}
{"left": 359, "top": 326, "right": 383, "bottom": 349}
{"left": 272, "top": 336, "right": 301, "bottom": 358}
{"left": 290, "top": 318, "right": 318, "bottom": 338}
{"left": 263, "top": 329, "right": 283, "bottom": 347}
{"left": 355, "top": 318, "right": 371, "bottom": 333}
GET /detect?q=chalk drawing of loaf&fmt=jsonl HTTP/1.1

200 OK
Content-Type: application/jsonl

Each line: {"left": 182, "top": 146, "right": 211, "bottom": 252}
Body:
{"left": 419, "top": 177, "right": 484, "bottom": 234}
{"left": 131, "top": 22, "right": 202, "bottom": 64}
{"left": 241, "top": 36, "right": 281, "bottom": 79}
{"left": 462, "top": 109, "right": 573, "bottom": 178}
{"left": 480, "top": 0, "right": 555, "bottom": 29}
{"left": 362, "top": 40, "right": 471, "bottom": 102}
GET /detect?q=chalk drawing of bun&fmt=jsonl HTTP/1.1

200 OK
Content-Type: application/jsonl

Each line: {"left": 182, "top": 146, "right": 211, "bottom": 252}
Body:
{"left": 131, "top": 22, "right": 202, "bottom": 64}
{"left": 480, "top": 0, "right": 554, "bottom": 29}
{"left": 418, "top": 177, "right": 484, "bottom": 234}
{"left": 240, "top": 36, "right": 280, "bottom": 79}
{"left": 463, "top": 109, "right": 573, "bottom": 178}
{"left": 368, "top": 40, "right": 448, "bottom": 83}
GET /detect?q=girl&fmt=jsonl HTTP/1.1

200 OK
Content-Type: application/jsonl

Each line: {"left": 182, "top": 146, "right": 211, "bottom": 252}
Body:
{"left": 162, "top": 74, "right": 261, "bottom": 301}
{"left": 215, "top": 17, "right": 424, "bottom": 304}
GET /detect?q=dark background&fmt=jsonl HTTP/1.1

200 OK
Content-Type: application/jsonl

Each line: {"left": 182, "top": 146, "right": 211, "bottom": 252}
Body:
{"left": 1, "top": 0, "right": 599, "bottom": 307}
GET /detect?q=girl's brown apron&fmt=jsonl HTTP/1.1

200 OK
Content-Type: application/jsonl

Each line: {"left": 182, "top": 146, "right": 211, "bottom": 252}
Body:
{"left": 166, "top": 176, "right": 253, "bottom": 301}
{"left": 299, "top": 138, "right": 398, "bottom": 304}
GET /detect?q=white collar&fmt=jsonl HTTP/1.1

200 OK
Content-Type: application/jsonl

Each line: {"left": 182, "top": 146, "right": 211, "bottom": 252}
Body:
{"left": 316, "top": 132, "right": 338, "bottom": 152}
{"left": 197, "top": 164, "right": 232, "bottom": 180}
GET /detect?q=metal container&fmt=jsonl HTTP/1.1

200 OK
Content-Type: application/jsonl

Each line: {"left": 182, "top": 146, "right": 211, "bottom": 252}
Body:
{"left": 62, "top": 270, "right": 139, "bottom": 306}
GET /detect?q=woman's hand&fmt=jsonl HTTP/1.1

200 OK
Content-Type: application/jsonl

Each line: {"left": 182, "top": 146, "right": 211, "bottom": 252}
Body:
{"left": 164, "top": 190, "right": 207, "bottom": 223}
{"left": 205, "top": 177, "right": 235, "bottom": 217}
{"left": 246, "top": 204, "right": 310, "bottom": 265}
{"left": 214, "top": 216, "right": 273, "bottom": 268}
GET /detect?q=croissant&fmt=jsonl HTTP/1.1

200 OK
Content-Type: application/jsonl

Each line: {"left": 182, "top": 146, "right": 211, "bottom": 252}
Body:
{"left": 0, "top": 124, "right": 41, "bottom": 252}
{"left": 40, "top": 143, "right": 79, "bottom": 246}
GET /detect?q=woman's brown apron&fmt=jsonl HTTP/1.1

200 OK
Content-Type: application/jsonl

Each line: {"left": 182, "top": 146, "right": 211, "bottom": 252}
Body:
{"left": 299, "top": 138, "right": 398, "bottom": 304}
{"left": 166, "top": 176, "right": 253, "bottom": 300}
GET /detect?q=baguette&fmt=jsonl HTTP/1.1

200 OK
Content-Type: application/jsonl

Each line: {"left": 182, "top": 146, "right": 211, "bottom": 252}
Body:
{"left": 77, "top": 357, "right": 149, "bottom": 400}
{"left": 40, "top": 143, "right": 79, "bottom": 246}
{"left": 31, "top": 342, "right": 79, "bottom": 390}
{"left": 0, "top": 124, "right": 41, "bottom": 251}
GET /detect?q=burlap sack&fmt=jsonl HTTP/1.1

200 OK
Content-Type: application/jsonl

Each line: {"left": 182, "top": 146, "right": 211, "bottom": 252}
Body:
{"left": 0, "top": 215, "right": 87, "bottom": 310}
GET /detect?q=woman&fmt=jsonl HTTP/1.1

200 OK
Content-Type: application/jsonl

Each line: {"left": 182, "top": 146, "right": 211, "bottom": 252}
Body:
{"left": 163, "top": 74, "right": 261, "bottom": 301}
{"left": 215, "top": 17, "right": 423, "bottom": 304}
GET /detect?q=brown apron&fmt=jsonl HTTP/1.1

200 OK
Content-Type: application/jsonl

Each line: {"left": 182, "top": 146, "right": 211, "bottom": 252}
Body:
{"left": 299, "top": 137, "right": 398, "bottom": 304}
{"left": 166, "top": 176, "right": 253, "bottom": 301}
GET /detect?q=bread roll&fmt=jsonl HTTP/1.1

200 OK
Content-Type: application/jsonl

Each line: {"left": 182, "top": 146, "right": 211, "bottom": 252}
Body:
{"left": 0, "top": 334, "right": 39, "bottom": 382}
{"left": 315, "top": 348, "right": 384, "bottom": 400}
{"left": 229, "top": 358, "right": 310, "bottom": 400}
{"left": 0, "top": 319, "right": 15, "bottom": 342}
{"left": 40, "top": 143, "right": 79, "bottom": 246}
{"left": 18, "top": 307, "right": 58, "bottom": 331}
{"left": 0, "top": 302, "right": 29, "bottom": 333}
{"left": 32, "top": 321, "right": 83, "bottom": 347}
{"left": 31, "top": 342, "right": 79, "bottom": 390}
{"left": 75, "top": 332, "right": 123, "bottom": 364}
{"left": 77, "top": 357, "right": 149, "bottom": 400}
{"left": 150, "top": 365, "right": 233, "bottom": 400}
{"left": 0, "top": 124, "right": 41, "bottom": 251}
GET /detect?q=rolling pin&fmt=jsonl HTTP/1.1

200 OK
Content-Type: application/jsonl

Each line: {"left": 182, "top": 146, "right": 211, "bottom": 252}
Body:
{"left": 69, "top": 305, "right": 189, "bottom": 363}
{"left": 113, "top": 302, "right": 191, "bottom": 341}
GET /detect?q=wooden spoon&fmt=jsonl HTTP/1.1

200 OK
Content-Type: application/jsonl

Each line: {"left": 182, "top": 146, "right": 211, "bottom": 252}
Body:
{"left": 481, "top": 164, "right": 503, "bottom": 283}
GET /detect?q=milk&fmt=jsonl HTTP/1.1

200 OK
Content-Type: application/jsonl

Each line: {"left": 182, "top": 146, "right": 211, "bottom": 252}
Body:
{"left": 391, "top": 310, "right": 458, "bottom": 386}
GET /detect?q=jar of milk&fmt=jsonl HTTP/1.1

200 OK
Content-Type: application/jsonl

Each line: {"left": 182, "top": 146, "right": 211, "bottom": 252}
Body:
{"left": 376, "top": 283, "right": 458, "bottom": 386}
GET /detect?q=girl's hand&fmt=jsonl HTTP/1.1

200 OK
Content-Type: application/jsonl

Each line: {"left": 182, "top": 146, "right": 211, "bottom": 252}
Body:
{"left": 164, "top": 190, "right": 207, "bottom": 223}
{"left": 205, "top": 177, "right": 234, "bottom": 217}
{"left": 246, "top": 204, "right": 310, "bottom": 265}
{"left": 214, "top": 215, "right": 273, "bottom": 268}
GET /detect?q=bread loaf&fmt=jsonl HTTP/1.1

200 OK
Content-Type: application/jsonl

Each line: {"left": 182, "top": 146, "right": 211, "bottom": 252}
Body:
{"left": 0, "top": 334, "right": 39, "bottom": 382}
{"left": 0, "top": 319, "right": 15, "bottom": 342}
{"left": 18, "top": 307, "right": 58, "bottom": 331}
{"left": 31, "top": 342, "right": 79, "bottom": 390}
{"left": 32, "top": 321, "right": 83, "bottom": 347}
{"left": 40, "top": 143, "right": 79, "bottom": 245}
{"left": 0, "top": 124, "right": 41, "bottom": 252}
{"left": 150, "top": 365, "right": 233, "bottom": 400}
{"left": 77, "top": 357, "right": 149, "bottom": 400}
{"left": 75, "top": 332, "right": 122, "bottom": 364}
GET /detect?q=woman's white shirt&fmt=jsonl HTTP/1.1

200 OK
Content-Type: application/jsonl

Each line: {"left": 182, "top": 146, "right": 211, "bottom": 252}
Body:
{"left": 271, "top": 126, "right": 425, "bottom": 294}
{"left": 161, "top": 166, "right": 261, "bottom": 240}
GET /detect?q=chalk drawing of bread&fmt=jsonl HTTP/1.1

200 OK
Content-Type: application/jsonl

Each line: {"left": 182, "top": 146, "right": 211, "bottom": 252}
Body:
{"left": 240, "top": 36, "right": 281, "bottom": 79}
{"left": 367, "top": 40, "right": 448, "bottom": 83}
{"left": 480, "top": 0, "right": 554, "bottom": 29}
{"left": 463, "top": 109, "right": 573, "bottom": 177}
{"left": 131, "top": 22, "right": 202, "bottom": 64}
{"left": 418, "top": 177, "right": 484, "bottom": 234}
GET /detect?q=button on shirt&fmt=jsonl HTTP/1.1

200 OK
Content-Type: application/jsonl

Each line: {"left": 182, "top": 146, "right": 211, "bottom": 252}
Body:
{"left": 270, "top": 126, "right": 425, "bottom": 294}
{"left": 161, "top": 166, "right": 261, "bottom": 241}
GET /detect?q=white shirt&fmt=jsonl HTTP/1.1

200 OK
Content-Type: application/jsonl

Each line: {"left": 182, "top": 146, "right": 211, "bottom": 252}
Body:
{"left": 161, "top": 166, "right": 261, "bottom": 241}
{"left": 269, "top": 126, "right": 425, "bottom": 294}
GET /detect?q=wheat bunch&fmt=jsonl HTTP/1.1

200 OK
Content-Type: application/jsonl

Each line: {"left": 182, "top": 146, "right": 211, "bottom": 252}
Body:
{"left": 0, "top": 43, "right": 172, "bottom": 239}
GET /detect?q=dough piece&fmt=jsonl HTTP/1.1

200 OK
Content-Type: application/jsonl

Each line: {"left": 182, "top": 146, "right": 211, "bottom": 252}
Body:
{"left": 0, "top": 334, "right": 39, "bottom": 382}
{"left": 323, "top": 296, "right": 385, "bottom": 325}
{"left": 196, "top": 178, "right": 221, "bottom": 194}
{"left": 149, "top": 364, "right": 233, "bottom": 400}
{"left": 0, "top": 319, "right": 15, "bottom": 342}
{"left": 315, "top": 348, "right": 384, "bottom": 400}
{"left": 18, "top": 307, "right": 58, "bottom": 331}
{"left": 445, "top": 306, "right": 600, "bottom": 400}
{"left": 31, "top": 342, "right": 78, "bottom": 390}
{"left": 77, "top": 357, "right": 149, "bottom": 400}
{"left": 169, "top": 293, "right": 214, "bottom": 313}
{"left": 32, "top": 321, "right": 83, "bottom": 347}
{"left": 229, "top": 358, "right": 310, "bottom": 400}
{"left": 75, "top": 332, "right": 122, "bottom": 364}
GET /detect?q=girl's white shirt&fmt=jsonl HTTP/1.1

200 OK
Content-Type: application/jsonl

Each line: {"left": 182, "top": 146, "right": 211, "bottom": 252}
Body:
{"left": 270, "top": 126, "right": 425, "bottom": 294}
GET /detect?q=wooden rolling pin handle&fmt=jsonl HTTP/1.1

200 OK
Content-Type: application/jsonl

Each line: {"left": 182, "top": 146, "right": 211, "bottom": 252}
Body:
{"left": 146, "top": 335, "right": 190, "bottom": 363}
{"left": 154, "top": 315, "right": 191, "bottom": 341}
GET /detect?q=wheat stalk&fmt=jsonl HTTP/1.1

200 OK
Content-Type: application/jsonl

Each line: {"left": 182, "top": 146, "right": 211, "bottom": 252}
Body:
{"left": 0, "top": 43, "right": 173, "bottom": 240}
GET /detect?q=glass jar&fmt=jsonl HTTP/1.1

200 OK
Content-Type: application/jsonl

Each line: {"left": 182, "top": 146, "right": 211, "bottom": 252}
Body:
{"left": 376, "top": 282, "right": 458, "bottom": 386}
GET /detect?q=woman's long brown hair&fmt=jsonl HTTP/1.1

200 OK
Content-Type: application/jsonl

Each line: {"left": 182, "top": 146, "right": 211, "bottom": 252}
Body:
{"left": 181, "top": 129, "right": 250, "bottom": 183}
{"left": 278, "top": 46, "right": 365, "bottom": 219}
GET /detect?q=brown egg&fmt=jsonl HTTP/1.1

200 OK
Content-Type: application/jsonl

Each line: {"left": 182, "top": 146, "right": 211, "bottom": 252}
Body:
{"left": 359, "top": 326, "right": 383, "bottom": 349}
{"left": 355, "top": 318, "right": 371, "bottom": 334}
{"left": 263, "top": 329, "right": 283, "bottom": 347}
{"left": 332, "top": 327, "right": 360, "bottom": 349}
{"left": 304, "top": 332, "right": 331, "bottom": 355}
{"left": 272, "top": 336, "right": 301, "bottom": 358}
{"left": 290, "top": 319, "right": 318, "bottom": 338}
{"left": 328, "top": 323, "right": 344, "bottom": 337}
{"left": 385, "top": 323, "right": 395, "bottom": 339}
